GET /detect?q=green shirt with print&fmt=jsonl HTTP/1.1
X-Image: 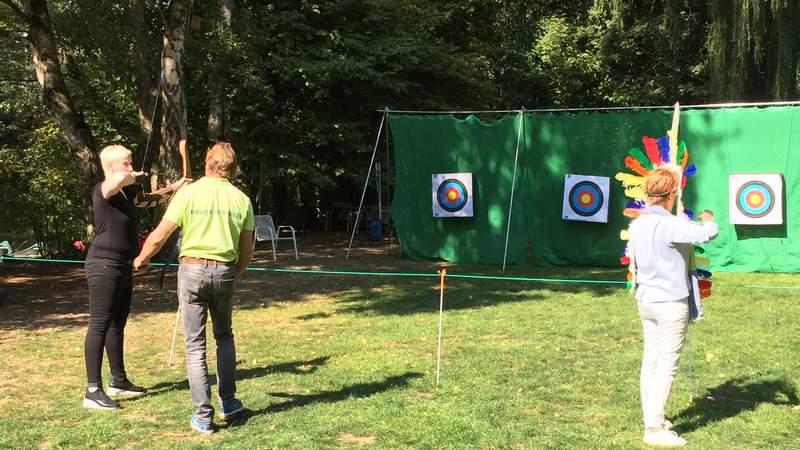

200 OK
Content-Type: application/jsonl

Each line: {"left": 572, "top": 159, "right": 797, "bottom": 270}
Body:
{"left": 164, "top": 177, "right": 254, "bottom": 262}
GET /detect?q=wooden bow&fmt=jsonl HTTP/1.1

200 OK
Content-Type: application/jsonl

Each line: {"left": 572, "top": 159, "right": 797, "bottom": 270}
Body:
{"left": 157, "top": 71, "right": 189, "bottom": 288}
{"left": 159, "top": 72, "right": 191, "bottom": 179}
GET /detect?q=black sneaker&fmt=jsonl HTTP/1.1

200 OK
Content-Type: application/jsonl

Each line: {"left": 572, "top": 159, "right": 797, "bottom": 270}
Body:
{"left": 108, "top": 379, "right": 148, "bottom": 399}
{"left": 83, "top": 388, "right": 121, "bottom": 410}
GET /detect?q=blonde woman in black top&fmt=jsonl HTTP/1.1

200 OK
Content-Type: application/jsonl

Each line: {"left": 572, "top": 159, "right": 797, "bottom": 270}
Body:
{"left": 83, "top": 144, "right": 189, "bottom": 410}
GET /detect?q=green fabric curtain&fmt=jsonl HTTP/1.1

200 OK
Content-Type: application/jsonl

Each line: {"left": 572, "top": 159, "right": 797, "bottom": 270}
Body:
{"left": 388, "top": 114, "right": 528, "bottom": 264}
{"left": 389, "top": 106, "right": 800, "bottom": 272}
{"left": 523, "top": 110, "right": 670, "bottom": 266}
{"left": 682, "top": 106, "right": 800, "bottom": 272}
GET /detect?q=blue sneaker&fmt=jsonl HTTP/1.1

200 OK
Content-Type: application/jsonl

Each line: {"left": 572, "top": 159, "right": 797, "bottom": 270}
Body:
{"left": 219, "top": 398, "right": 244, "bottom": 421}
{"left": 190, "top": 414, "right": 215, "bottom": 434}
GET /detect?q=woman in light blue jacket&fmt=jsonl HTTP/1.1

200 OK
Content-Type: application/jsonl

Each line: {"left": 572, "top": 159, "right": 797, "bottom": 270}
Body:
{"left": 628, "top": 167, "right": 718, "bottom": 447}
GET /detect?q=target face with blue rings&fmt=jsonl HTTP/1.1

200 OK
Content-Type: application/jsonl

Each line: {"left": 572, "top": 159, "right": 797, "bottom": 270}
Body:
{"left": 437, "top": 179, "right": 469, "bottom": 212}
{"left": 568, "top": 181, "right": 604, "bottom": 217}
{"left": 736, "top": 181, "right": 775, "bottom": 218}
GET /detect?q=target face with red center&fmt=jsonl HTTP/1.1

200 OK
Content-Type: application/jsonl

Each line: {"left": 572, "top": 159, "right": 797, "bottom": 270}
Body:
{"left": 736, "top": 181, "right": 774, "bottom": 218}
{"left": 437, "top": 179, "right": 468, "bottom": 212}
{"left": 569, "top": 181, "right": 604, "bottom": 217}
{"left": 729, "top": 174, "right": 783, "bottom": 224}
{"left": 562, "top": 174, "right": 610, "bottom": 223}
{"left": 432, "top": 173, "right": 474, "bottom": 217}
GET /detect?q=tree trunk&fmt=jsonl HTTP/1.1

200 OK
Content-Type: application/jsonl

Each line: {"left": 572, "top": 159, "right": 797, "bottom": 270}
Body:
{"left": 130, "top": 0, "right": 162, "bottom": 189}
{"left": 20, "top": 0, "right": 99, "bottom": 230}
{"left": 207, "top": 0, "right": 233, "bottom": 142}
{"left": 158, "top": 0, "right": 193, "bottom": 184}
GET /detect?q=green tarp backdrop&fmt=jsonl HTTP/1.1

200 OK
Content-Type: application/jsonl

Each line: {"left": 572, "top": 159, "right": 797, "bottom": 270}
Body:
{"left": 388, "top": 105, "right": 800, "bottom": 272}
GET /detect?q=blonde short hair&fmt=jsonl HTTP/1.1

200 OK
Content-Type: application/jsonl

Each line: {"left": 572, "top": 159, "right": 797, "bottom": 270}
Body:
{"left": 205, "top": 142, "right": 237, "bottom": 178}
{"left": 643, "top": 166, "right": 680, "bottom": 204}
{"left": 99, "top": 145, "right": 132, "bottom": 174}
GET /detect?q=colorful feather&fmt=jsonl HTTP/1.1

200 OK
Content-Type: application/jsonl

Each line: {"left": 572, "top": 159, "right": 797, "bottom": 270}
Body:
{"left": 624, "top": 185, "right": 645, "bottom": 200}
{"left": 642, "top": 136, "right": 661, "bottom": 166}
{"left": 615, "top": 172, "right": 644, "bottom": 187}
{"left": 684, "top": 164, "right": 697, "bottom": 177}
{"left": 623, "top": 208, "right": 641, "bottom": 218}
{"left": 657, "top": 136, "right": 671, "bottom": 163}
{"left": 626, "top": 200, "right": 645, "bottom": 209}
{"left": 620, "top": 229, "right": 629, "bottom": 241}
{"left": 620, "top": 255, "right": 630, "bottom": 265}
{"left": 628, "top": 148, "right": 654, "bottom": 170}
{"left": 667, "top": 129, "right": 679, "bottom": 163}
{"left": 624, "top": 156, "right": 649, "bottom": 176}
{"left": 696, "top": 268, "right": 712, "bottom": 278}
{"left": 684, "top": 208, "right": 694, "bottom": 219}
{"left": 677, "top": 141, "right": 686, "bottom": 164}
{"left": 680, "top": 145, "right": 689, "bottom": 170}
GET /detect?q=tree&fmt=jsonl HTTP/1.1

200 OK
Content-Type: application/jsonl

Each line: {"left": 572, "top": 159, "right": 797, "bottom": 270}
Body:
{"left": 1, "top": 0, "right": 99, "bottom": 227}
{"left": 206, "top": 0, "right": 233, "bottom": 142}
{"left": 707, "top": 0, "right": 800, "bottom": 100}
{"left": 158, "top": 0, "right": 193, "bottom": 181}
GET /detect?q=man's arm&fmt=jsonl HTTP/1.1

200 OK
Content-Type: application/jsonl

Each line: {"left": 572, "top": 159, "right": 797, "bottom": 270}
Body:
{"left": 235, "top": 229, "right": 254, "bottom": 276}
{"left": 134, "top": 219, "right": 179, "bottom": 270}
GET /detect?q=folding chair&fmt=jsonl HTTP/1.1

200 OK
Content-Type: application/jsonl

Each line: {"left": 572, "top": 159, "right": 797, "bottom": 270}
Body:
{"left": 253, "top": 214, "right": 299, "bottom": 260}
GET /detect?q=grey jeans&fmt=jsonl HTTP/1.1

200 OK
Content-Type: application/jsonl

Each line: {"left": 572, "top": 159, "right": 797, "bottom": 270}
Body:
{"left": 178, "top": 262, "right": 237, "bottom": 423}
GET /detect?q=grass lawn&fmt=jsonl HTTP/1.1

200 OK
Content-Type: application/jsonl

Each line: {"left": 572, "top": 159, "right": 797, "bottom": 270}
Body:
{"left": 1, "top": 238, "right": 798, "bottom": 449}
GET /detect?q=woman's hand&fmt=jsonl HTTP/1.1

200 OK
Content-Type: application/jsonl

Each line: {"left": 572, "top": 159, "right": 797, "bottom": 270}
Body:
{"left": 116, "top": 170, "right": 145, "bottom": 187}
{"left": 698, "top": 210, "right": 714, "bottom": 222}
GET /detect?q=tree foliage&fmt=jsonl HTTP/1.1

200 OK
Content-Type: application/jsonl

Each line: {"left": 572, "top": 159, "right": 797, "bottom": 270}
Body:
{"left": 0, "top": 0, "right": 799, "bottom": 253}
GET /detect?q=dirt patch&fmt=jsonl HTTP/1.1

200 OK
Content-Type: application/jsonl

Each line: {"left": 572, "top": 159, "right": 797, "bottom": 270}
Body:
{"left": 338, "top": 433, "right": 377, "bottom": 445}
{"left": 0, "top": 233, "right": 410, "bottom": 332}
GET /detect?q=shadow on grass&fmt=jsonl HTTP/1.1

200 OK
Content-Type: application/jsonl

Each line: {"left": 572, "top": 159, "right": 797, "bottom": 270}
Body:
{"left": 329, "top": 269, "right": 624, "bottom": 316}
{"left": 0, "top": 240, "right": 626, "bottom": 330}
{"left": 146, "top": 356, "right": 331, "bottom": 395}
{"left": 227, "top": 371, "right": 423, "bottom": 427}
{"left": 295, "top": 312, "right": 333, "bottom": 320}
{"left": 674, "top": 376, "right": 799, "bottom": 434}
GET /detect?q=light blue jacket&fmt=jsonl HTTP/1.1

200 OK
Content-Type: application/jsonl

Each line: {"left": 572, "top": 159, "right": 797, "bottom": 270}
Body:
{"left": 629, "top": 205, "right": 718, "bottom": 303}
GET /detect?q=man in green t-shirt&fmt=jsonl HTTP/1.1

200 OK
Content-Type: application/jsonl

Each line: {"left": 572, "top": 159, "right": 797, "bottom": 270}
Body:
{"left": 134, "top": 141, "right": 254, "bottom": 434}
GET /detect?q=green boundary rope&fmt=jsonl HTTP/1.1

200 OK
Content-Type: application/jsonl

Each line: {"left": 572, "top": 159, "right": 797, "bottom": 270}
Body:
{"left": 2, "top": 255, "right": 797, "bottom": 288}
{"left": 0, "top": 255, "right": 626, "bottom": 285}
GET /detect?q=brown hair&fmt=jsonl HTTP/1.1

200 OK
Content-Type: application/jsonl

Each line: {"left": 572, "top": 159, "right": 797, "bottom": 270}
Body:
{"left": 643, "top": 166, "right": 679, "bottom": 204}
{"left": 205, "top": 141, "right": 237, "bottom": 178}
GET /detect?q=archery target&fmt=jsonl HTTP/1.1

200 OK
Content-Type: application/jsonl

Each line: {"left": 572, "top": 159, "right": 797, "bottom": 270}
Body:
{"left": 729, "top": 174, "right": 783, "bottom": 224}
{"left": 432, "top": 173, "right": 473, "bottom": 217}
{"left": 562, "top": 174, "right": 610, "bottom": 223}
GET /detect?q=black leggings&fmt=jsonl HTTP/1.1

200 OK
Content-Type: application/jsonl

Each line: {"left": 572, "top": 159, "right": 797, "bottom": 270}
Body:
{"left": 84, "top": 260, "right": 132, "bottom": 387}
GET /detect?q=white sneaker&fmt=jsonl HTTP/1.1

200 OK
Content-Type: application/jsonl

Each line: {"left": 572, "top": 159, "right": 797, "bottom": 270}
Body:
{"left": 643, "top": 429, "right": 686, "bottom": 447}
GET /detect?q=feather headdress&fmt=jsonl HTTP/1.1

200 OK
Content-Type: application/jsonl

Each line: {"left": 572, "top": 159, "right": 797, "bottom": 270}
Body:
{"left": 616, "top": 103, "right": 713, "bottom": 300}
